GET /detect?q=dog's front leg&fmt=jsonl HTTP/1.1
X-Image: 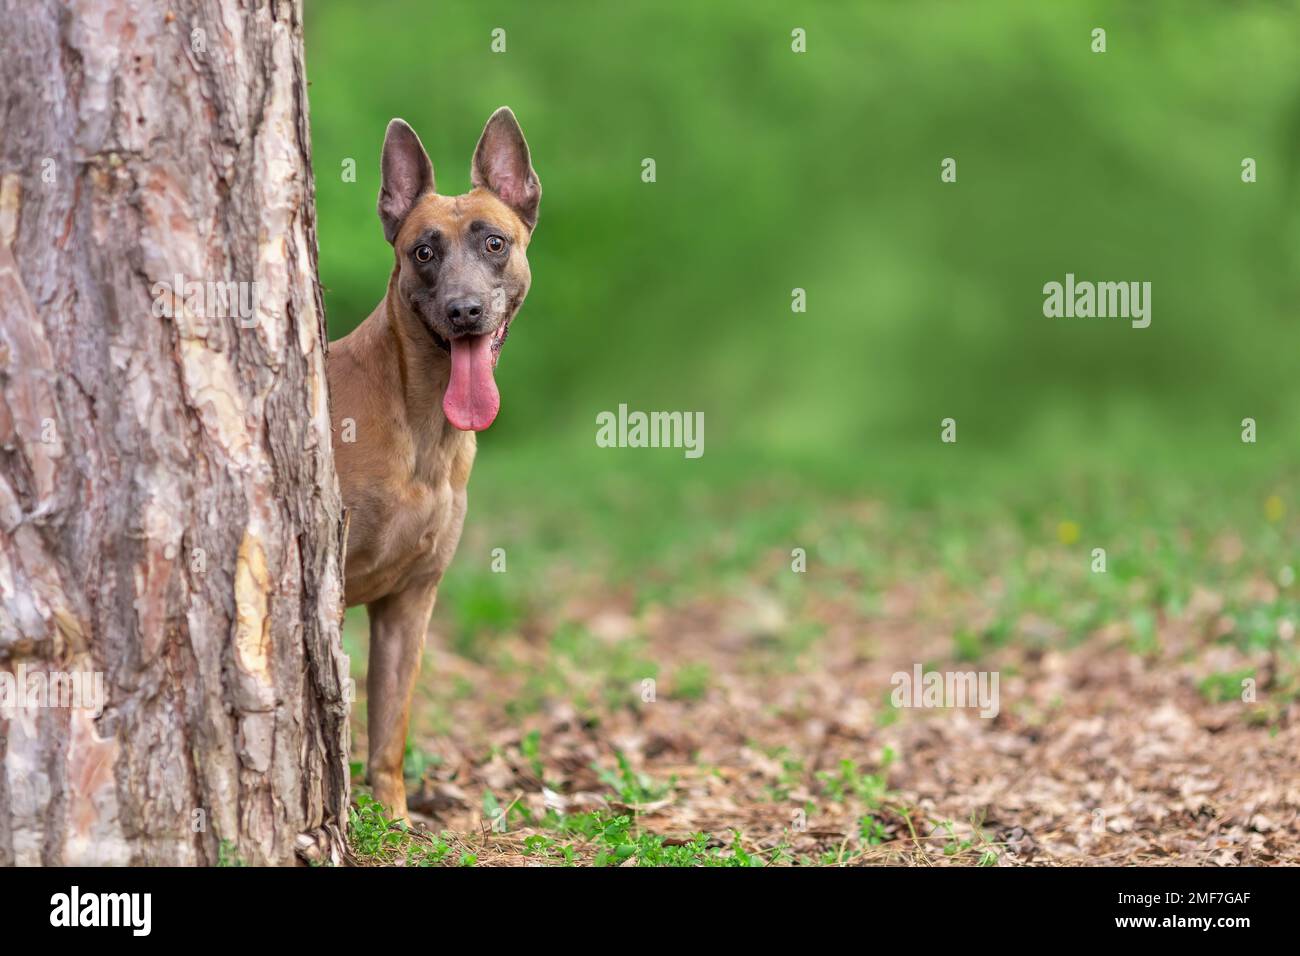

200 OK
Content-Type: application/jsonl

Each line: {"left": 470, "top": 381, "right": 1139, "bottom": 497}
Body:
{"left": 365, "top": 580, "right": 439, "bottom": 820}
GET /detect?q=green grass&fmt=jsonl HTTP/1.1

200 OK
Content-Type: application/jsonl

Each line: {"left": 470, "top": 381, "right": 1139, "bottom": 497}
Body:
{"left": 816, "top": 752, "right": 895, "bottom": 808}
{"left": 597, "top": 750, "right": 674, "bottom": 807}
{"left": 348, "top": 795, "right": 457, "bottom": 867}
{"left": 348, "top": 780, "right": 781, "bottom": 867}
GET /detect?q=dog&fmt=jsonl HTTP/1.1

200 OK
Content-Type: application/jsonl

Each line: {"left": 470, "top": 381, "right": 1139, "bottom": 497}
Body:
{"left": 327, "top": 108, "right": 540, "bottom": 819}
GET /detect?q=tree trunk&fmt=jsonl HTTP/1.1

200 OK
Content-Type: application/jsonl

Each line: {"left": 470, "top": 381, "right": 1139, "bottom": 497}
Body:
{"left": 0, "top": 0, "right": 349, "bottom": 865}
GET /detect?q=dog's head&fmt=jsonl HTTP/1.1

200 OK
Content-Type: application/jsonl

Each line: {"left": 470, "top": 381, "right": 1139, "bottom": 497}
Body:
{"left": 378, "top": 108, "right": 541, "bottom": 431}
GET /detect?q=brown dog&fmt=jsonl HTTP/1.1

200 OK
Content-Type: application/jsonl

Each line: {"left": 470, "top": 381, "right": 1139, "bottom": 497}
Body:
{"left": 328, "top": 108, "right": 540, "bottom": 819}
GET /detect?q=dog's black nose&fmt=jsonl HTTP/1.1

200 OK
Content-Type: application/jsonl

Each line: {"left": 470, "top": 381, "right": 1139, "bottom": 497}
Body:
{"left": 445, "top": 298, "right": 483, "bottom": 328}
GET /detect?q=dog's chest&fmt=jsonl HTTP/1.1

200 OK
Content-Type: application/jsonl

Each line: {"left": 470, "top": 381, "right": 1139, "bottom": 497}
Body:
{"left": 341, "top": 431, "right": 476, "bottom": 606}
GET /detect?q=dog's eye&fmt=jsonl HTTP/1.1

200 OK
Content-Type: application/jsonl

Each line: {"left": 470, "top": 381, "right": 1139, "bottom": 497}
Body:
{"left": 485, "top": 235, "right": 505, "bottom": 254}
{"left": 413, "top": 244, "right": 434, "bottom": 263}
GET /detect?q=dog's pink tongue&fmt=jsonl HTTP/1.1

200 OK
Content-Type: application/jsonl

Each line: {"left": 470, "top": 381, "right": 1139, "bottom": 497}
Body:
{"left": 444, "top": 335, "right": 499, "bottom": 431}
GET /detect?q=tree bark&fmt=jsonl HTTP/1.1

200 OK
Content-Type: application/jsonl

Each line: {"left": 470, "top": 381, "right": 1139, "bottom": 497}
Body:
{"left": 0, "top": 0, "right": 349, "bottom": 865}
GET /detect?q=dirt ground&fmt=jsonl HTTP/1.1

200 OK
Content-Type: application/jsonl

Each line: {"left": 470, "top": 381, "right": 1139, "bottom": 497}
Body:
{"left": 352, "top": 527, "right": 1300, "bottom": 866}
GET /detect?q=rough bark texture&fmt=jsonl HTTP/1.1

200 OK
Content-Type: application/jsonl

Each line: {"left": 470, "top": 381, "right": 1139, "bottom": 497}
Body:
{"left": 0, "top": 0, "right": 349, "bottom": 865}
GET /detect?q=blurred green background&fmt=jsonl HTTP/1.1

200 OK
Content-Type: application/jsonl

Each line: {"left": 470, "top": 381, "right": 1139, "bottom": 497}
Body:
{"left": 306, "top": 0, "right": 1299, "bottom": 603}
{"left": 308, "top": 0, "right": 1299, "bottom": 486}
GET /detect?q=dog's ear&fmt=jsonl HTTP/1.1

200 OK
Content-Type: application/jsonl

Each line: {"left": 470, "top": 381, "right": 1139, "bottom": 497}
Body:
{"left": 471, "top": 107, "right": 541, "bottom": 231}
{"left": 378, "top": 119, "right": 435, "bottom": 244}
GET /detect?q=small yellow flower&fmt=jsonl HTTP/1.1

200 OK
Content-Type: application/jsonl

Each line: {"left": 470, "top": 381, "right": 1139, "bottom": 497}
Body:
{"left": 1057, "top": 520, "right": 1080, "bottom": 545}
{"left": 1265, "top": 495, "right": 1285, "bottom": 523}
